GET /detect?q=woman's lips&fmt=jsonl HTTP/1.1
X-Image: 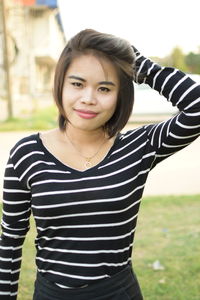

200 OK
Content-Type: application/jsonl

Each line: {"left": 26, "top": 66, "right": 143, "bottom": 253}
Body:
{"left": 75, "top": 109, "right": 98, "bottom": 119}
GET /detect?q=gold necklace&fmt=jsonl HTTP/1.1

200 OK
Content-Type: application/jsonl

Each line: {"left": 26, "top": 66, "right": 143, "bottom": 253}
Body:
{"left": 65, "top": 131, "right": 108, "bottom": 169}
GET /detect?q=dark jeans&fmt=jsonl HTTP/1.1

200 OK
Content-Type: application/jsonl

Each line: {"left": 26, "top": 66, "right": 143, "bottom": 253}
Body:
{"left": 33, "top": 264, "right": 143, "bottom": 300}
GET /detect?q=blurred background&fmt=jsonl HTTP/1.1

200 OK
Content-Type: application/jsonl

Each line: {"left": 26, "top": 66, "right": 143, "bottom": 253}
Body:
{"left": 1, "top": 0, "right": 200, "bottom": 121}
{"left": 0, "top": 2, "right": 200, "bottom": 299}
{"left": 0, "top": 0, "right": 199, "bottom": 195}
{"left": 0, "top": 0, "right": 65, "bottom": 120}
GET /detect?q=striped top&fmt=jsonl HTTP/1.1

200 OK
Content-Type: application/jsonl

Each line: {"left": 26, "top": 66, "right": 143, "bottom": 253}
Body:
{"left": 1, "top": 48, "right": 200, "bottom": 299}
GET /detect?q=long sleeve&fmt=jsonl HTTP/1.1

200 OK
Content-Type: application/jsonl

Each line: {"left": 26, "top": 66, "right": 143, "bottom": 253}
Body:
{"left": 132, "top": 46, "right": 200, "bottom": 167}
{"left": 0, "top": 155, "right": 31, "bottom": 300}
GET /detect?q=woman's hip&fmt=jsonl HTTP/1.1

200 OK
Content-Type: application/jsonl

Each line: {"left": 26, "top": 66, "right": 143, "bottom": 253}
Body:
{"left": 33, "top": 264, "right": 143, "bottom": 300}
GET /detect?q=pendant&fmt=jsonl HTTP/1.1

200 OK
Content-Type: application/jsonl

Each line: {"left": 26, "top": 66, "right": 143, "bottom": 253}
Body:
{"left": 85, "top": 160, "right": 92, "bottom": 169}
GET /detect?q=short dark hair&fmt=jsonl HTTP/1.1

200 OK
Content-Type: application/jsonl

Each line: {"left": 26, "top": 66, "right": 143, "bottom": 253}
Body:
{"left": 53, "top": 29, "right": 136, "bottom": 138}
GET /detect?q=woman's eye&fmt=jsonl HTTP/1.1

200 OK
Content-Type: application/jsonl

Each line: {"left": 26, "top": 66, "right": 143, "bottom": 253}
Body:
{"left": 99, "top": 87, "right": 110, "bottom": 92}
{"left": 71, "top": 82, "right": 82, "bottom": 87}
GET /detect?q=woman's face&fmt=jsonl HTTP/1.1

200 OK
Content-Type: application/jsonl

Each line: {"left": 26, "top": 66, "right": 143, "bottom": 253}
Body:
{"left": 62, "top": 54, "right": 119, "bottom": 133}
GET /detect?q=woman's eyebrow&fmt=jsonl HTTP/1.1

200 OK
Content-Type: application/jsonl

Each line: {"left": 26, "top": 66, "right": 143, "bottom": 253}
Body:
{"left": 98, "top": 81, "right": 116, "bottom": 86}
{"left": 68, "top": 76, "right": 116, "bottom": 86}
{"left": 68, "top": 75, "right": 86, "bottom": 82}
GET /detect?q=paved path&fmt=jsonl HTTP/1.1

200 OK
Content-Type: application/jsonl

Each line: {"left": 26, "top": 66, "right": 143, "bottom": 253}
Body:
{"left": 0, "top": 128, "right": 200, "bottom": 197}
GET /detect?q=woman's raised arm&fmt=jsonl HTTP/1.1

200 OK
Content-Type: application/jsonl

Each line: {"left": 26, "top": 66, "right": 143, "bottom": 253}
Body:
{"left": 132, "top": 46, "right": 200, "bottom": 168}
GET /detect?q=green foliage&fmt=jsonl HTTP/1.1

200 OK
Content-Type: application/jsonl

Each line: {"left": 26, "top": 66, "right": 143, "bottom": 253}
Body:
{"left": 151, "top": 46, "right": 200, "bottom": 75}
{"left": 185, "top": 52, "right": 200, "bottom": 74}
{"left": 170, "top": 47, "right": 188, "bottom": 72}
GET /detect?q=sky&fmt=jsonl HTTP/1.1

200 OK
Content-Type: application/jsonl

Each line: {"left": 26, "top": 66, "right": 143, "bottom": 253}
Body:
{"left": 58, "top": 0, "right": 200, "bottom": 58}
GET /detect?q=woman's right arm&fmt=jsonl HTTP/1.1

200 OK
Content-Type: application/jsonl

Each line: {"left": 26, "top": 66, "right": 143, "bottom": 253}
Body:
{"left": 0, "top": 155, "right": 31, "bottom": 300}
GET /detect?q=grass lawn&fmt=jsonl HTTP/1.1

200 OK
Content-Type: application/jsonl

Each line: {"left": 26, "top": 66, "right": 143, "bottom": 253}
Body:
{"left": 0, "top": 195, "right": 200, "bottom": 300}
{"left": 0, "top": 106, "right": 57, "bottom": 131}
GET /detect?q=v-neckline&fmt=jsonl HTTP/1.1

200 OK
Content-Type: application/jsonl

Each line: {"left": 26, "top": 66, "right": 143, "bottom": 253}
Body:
{"left": 37, "top": 132, "right": 121, "bottom": 175}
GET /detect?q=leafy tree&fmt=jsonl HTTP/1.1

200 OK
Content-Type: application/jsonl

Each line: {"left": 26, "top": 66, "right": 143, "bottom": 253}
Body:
{"left": 151, "top": 46, "right": 200, "bottom": 75}
{"left": 170, "top": 47, "right": 188, "bottom": 72}
{"left": 150, "top": 47, "right": 188, "bottom": 72}
{"left": 185, "top": 52, "right": 200, "bottom": 74}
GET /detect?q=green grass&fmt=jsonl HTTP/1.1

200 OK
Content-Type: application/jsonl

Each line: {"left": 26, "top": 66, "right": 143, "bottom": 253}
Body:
{"left": 0, "top": 195, "right": 200, "bottom": 299}
{"left": 0, "top": 106, "right": 57, "bottom": 131}
{"left": 133, "top": 195, "right": 200, "bottom": 300}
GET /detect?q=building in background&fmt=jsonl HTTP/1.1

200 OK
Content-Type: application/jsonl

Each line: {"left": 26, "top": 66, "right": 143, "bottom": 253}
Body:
{"left": 0, "top": 0, "right": 66, "bottom": 120}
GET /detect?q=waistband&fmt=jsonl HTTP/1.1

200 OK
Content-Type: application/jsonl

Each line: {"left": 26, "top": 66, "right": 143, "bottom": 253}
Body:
{"left": 35, "top": 264, "right": 137, "bottom": 300}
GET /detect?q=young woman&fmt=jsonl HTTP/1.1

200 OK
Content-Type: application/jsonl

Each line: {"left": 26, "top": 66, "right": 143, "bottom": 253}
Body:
{"left": 0, "top": 29, "right": 199, "bottom": 300}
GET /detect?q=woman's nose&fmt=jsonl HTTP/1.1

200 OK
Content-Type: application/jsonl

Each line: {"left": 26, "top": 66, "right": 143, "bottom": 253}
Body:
{"left": 80, "top": 88, "right": 97, "bottom": 105}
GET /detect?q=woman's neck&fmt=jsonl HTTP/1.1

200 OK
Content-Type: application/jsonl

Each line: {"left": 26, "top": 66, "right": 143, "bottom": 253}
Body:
{"left": 65, "top": 125, "right": 107, "bottom": 146}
